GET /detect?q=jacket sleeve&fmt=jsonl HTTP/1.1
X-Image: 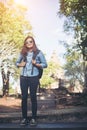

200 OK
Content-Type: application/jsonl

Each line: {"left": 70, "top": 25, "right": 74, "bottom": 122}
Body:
{"left": 38, "top": 51, "right": 48, "bottom": 68}
{"left": 15, "top": 53, "right": 23, "bottom": 67}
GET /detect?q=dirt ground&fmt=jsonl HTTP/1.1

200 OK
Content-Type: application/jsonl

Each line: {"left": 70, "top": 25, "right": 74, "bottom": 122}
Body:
{"left": 0, "top": 97, "right": 21, "bottom": 112}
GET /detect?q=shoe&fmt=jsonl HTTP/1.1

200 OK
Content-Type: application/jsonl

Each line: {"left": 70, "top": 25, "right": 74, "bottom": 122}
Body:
{"left": 20, "top": 118, "right": 28, "bottom": 126}
{"left": 30, "top": 118, "right": 37, "bottom": 126}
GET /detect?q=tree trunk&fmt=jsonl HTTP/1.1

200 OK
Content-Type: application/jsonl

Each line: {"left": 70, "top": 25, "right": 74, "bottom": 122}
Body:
{"left": 84, "top": 61, "right": 87, "bottom": 88}
{"left": 83, "top": 61, "right": 87, "bottom": 93}
{"left": 1, "top": 68, "right": 10, "bottom": 97}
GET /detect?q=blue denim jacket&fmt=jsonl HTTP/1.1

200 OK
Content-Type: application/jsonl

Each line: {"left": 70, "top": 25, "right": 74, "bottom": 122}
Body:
{"left": 16, "top": 51, "right": 47, "bottom": 77}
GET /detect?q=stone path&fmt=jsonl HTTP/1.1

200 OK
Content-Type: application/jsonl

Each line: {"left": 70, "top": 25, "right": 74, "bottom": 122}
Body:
{"left": 0, "top": 122, "right": 87, "bottom": 128}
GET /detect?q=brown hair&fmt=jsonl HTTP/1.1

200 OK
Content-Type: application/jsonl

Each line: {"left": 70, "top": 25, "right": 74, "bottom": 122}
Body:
{"left": 21, "top": 36, "right": 38, "bottom": 56}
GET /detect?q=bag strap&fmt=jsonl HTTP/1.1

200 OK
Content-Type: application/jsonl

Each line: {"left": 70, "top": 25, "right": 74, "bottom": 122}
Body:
{"left": 31, "top": 50, "right": 40, "bottom": 75}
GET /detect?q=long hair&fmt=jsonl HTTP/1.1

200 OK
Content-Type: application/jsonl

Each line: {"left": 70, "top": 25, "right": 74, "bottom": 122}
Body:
{"left": 21, "top": 36, "right": 38, "bottom": 57}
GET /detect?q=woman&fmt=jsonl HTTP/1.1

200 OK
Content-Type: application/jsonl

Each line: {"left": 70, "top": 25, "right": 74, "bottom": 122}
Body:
{"left": 16, "top": 36, "right": 47, "bottom": 126}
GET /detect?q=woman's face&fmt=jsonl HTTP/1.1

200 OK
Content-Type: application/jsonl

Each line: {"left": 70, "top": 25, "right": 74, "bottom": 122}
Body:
{"left": 25, "top": 38, "right": 34, "bottom": 49}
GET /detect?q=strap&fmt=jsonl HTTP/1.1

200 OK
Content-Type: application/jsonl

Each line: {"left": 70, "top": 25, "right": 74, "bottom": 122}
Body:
{"left": 33, "top": 50, "right": 40, "bottom": 59}
{"left": 31, "top": 50, "right": 40, "bottom": 75}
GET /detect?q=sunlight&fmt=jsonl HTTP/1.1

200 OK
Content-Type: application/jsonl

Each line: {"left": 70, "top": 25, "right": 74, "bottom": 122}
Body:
{"left": 14, "top": 0, "right": 26, "bottom": 6}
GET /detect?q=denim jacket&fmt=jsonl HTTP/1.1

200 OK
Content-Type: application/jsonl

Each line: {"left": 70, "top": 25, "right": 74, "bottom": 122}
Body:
{"left": 16, "top": 50, "right": 47, "bottom": 77}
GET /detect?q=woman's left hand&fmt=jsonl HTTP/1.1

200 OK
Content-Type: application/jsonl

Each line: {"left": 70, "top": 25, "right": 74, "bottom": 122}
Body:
{"left": 32, "top": 59, "right": 36, "bottom": 65}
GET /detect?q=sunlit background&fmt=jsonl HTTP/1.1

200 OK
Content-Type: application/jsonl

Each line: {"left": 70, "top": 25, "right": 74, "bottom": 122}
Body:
{"left": 13, "top": 0, "right": 72, "bottom": 64}
{"left": 0, "top": 0, "right": 77, "bottom": 95}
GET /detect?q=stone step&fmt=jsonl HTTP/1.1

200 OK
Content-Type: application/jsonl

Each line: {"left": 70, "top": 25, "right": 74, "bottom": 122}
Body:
{"left": 0, "top": 107, "right": 87, "bottom": 123}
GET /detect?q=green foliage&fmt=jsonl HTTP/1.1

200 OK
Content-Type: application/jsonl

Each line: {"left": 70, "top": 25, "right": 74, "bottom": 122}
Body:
{"left": 40, "top": 67, "right": 55, "bottom": 88}
{"left": 58, "top": 0, "right": 87, "bottom": 90}
{"left": 0, "top": 1, "right": 32, "bottom": 81}
{"left": 64, "top": 43, "right": 84, "bottom": 86}
{"left": 0, "top": 1, "right": 32, "bottom": 61}
{"left": 40, "top": 60, "right": 61, "bottom": 88}
{"left": 59, "top": 0, "right": 87, "bottom": 49}
{"left": 9, "top": 85, "right": 15, "bottom": 94}
{"left": 40, "top": 74, "right": 55, "bottom": 88}
{"left": 59, "top": 0, "right": 87, "bottom": 17}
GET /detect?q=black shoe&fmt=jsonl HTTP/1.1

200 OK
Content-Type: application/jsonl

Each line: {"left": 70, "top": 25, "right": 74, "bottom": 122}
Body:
{"left": 30, "top": 118, "right": 37, "bottom": 126}
{"left": 20, "top": 118, "right": 28, "bottom": 126}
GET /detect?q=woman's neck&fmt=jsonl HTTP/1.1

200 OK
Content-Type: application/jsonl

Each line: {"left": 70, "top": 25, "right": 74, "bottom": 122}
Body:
{"left": 28, "top": 48, "right": 33, "bottom": 52}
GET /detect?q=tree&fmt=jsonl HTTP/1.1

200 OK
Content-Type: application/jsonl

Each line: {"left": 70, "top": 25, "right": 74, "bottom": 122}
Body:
{"left": 1, "top": 67, "right": 10, "bottom": 97}
{"left": 64, "top": 44, "right": 84, "bottom": 87}
{"left": 0, "top": 1, "right": 32, "bottom": 96}
{"left": 58, "top": 0, "right": 87, "bottom": 91}
{"left": 40, "top": 51, "right": 63, "bottom": 88}
{"left": 0, "top": 1, "right": 32, "bottom": 62}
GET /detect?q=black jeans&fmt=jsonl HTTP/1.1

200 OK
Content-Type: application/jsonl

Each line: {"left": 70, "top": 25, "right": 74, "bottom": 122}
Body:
{"left": 20, "top": 76, "right": 39, "bottom": 119}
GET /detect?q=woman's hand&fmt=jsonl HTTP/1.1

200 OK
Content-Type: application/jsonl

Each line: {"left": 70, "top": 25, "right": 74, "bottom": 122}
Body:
{"left": 32, "top": 59, "right": 41, "bottom": 68}
{"left": 32, "top": 59, "right": 36, "bottom": 65}
{"left": 18, "top": 61, "right": 26, "bottom": 67}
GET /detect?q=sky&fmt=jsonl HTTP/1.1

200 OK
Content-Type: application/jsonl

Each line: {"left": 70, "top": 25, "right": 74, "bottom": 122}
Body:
{"left": 26, "top": 0, "right": 67, "bottom": 63}
{"left": 14, "top": 0, "right": 72, "bottom": 64}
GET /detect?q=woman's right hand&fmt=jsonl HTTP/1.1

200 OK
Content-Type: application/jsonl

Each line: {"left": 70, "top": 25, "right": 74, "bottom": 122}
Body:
{"left": 18, "top": 62, "right": 26, "bottom": 67}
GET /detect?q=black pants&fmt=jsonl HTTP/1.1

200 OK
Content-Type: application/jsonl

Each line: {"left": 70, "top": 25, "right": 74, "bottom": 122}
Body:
{"left": 20, "top": 76, "right": 39, "bottom": 119}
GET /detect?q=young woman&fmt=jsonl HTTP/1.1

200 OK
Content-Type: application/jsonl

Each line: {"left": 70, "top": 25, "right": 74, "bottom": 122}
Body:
{"left": 16, "top": 36, "right": 47, "bottom": 126}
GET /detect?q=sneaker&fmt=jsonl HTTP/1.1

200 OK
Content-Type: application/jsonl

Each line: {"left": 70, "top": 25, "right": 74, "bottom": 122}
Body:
{"left": 30, "top": 118, "right": 37, "bottom": 126}
{"left": 20, "top": 118, "right": 28, "bottom": 126}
